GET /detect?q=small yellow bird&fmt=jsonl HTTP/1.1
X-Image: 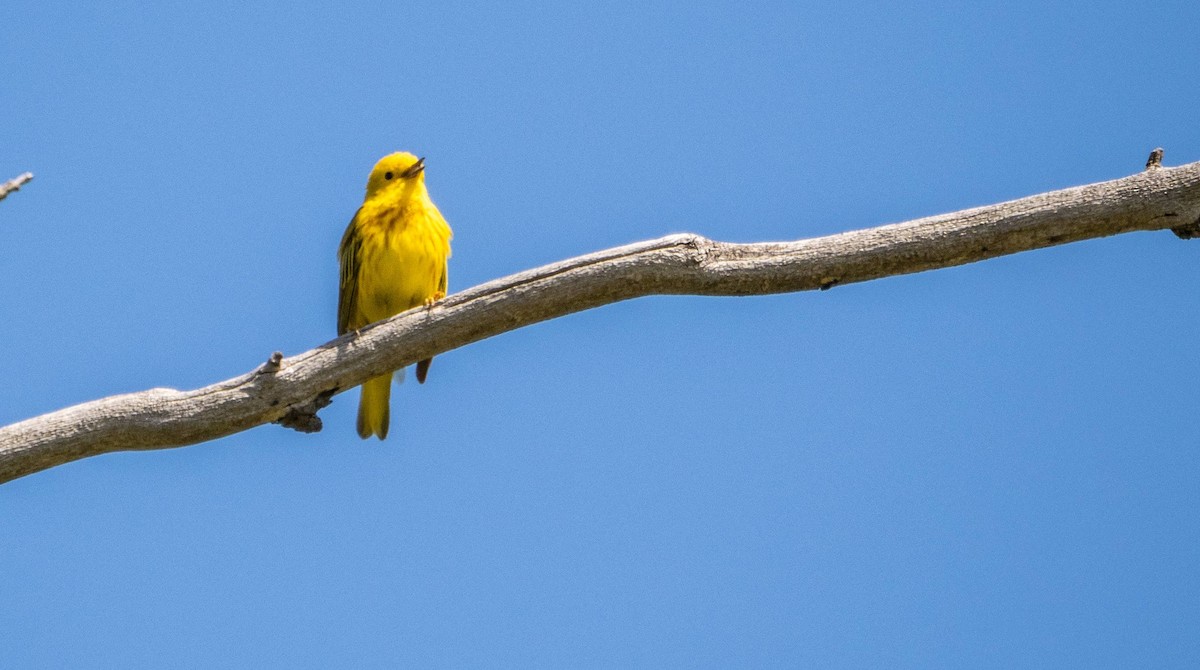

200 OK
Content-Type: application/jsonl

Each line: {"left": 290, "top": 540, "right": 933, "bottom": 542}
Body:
{"left": 338, "top": 152, "right": 453, "bottom": 439}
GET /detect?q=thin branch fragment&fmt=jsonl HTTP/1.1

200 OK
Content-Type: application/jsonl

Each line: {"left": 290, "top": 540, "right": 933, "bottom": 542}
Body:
{"left": 2, "top": 154, "right": 1200, "bottom": 483}
{"left": 0, "top": 172, "right": 33, "bottom": 202}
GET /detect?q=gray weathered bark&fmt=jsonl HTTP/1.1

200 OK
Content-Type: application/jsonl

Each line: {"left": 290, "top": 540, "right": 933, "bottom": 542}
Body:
{"left": 1, "top": 155, "right": 1197, "bottom": 484}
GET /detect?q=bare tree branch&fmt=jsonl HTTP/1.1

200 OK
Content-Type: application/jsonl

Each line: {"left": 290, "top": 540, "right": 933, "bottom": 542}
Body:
{"left": 2, "top": 154, "right": 1199, "bottom": 484}
{"left": 0, "top": 172, "right": 33, "bottom": 202}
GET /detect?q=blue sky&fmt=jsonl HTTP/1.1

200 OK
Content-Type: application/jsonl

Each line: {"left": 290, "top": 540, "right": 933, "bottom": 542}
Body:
{"left": 3, "top": 2, "right": 1199, "bottom": 667}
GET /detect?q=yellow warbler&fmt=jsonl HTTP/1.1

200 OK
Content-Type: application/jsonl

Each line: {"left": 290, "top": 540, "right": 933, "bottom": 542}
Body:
{"left": 337, "top": 152, "right": 453, "bottom": 439}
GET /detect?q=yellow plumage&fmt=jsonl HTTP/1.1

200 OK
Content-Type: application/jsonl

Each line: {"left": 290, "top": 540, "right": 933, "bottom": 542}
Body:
{"left": 338, "top": 152, "right": 452, "bottom": 439}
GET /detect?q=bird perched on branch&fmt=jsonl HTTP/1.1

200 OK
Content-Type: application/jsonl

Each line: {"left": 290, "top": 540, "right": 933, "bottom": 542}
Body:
{"left": 338, "top": 152, "right": 453, "bottom": 439}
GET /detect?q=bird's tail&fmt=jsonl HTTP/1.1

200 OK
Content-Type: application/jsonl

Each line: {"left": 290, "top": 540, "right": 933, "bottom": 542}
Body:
{"left": 356, "top": 372, "right": 392, "bottom": 440}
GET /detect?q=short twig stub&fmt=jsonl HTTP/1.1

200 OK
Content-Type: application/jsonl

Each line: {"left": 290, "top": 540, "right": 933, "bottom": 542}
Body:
{"left": 259, "top": 351, "right": 284, "bottom": 374}
{"left": 1146, "top": 148, "right": 1165, "bottom": 170}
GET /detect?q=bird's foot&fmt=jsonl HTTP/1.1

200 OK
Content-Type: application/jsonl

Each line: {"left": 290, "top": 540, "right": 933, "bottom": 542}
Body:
{"left": 424, "top": 290, "right": 446, "bottom": 310}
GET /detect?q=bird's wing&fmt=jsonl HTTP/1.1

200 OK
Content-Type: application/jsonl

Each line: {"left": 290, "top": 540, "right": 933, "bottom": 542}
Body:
{"left": 437, "top": 257, "right": 448, "bottom": 298}
{"left": 337, "top": 208, "right": 363, "bottom": 336}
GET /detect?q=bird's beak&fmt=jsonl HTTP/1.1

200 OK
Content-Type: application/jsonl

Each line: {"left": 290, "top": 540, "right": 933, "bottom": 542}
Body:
{"left": 401, "top": 157, "right": 426, "bottom": 179}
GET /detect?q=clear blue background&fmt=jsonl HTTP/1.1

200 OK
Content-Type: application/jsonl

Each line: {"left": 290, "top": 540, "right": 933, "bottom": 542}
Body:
{"left": 3, "top": 2, "right": 1198, "bottom": 667}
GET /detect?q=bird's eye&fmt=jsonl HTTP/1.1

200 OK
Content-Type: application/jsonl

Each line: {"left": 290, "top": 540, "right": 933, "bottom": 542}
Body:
{"left": 384, "top": 171, "right": 394, "bottom": 180}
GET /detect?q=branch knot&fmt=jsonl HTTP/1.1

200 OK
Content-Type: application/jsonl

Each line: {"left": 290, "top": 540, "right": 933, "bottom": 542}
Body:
{"left": 274, "top": 389, "right": 336, "bottom": 433}
{"left": 679, "top": 233, "right": 713, "bottom": 266}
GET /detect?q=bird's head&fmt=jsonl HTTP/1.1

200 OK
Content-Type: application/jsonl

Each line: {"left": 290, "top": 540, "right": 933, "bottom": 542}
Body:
{"left": 364, "top": 152, "right": 427, "bottom": 199}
